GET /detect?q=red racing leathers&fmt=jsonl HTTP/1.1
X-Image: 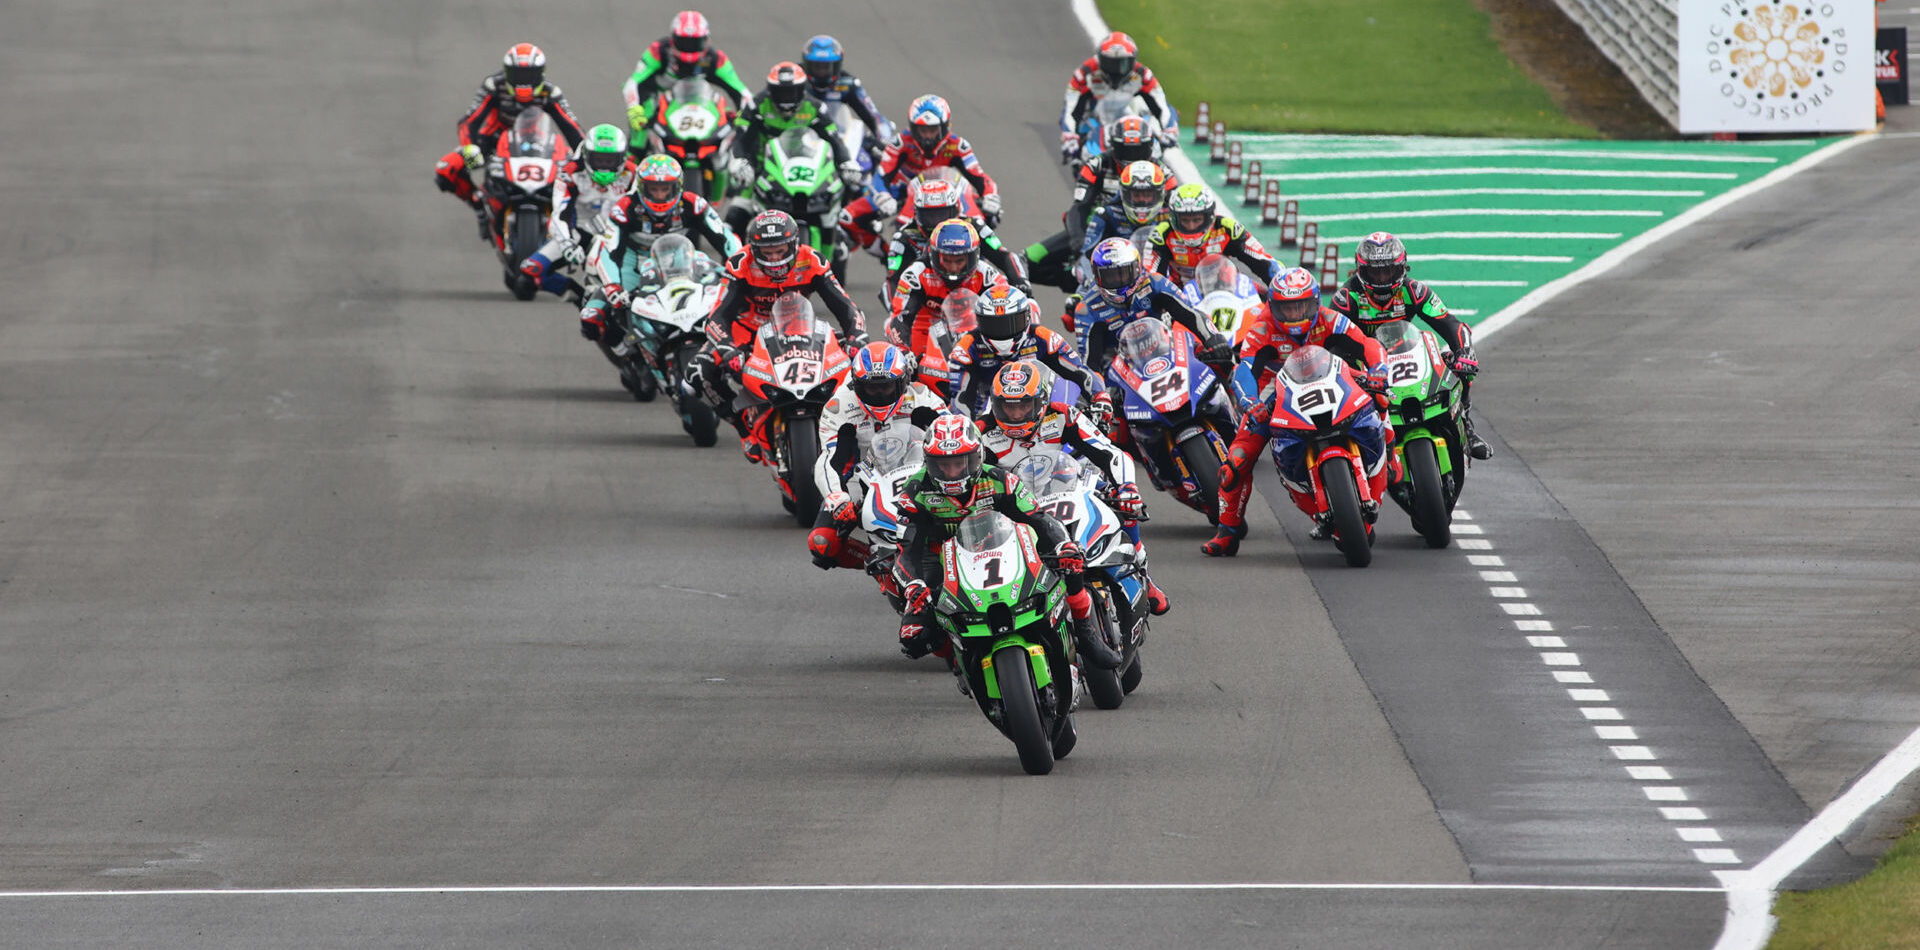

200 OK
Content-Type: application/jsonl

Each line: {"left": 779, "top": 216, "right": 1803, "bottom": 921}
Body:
{"left": 434, "top": 73, "right": 583, "bottom": 205}
{"left": 843, "top": 134, "right": 1001, "bottom": 251}
{"left": 885, "top": 261, "right": 1009, "bottom": 363}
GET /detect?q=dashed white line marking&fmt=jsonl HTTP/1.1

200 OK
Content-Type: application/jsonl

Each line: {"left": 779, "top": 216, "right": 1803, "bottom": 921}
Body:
{"left": 1515, "top": 619, "right": 1554, "bottom": 632}
{"left": 1288, "top": 167, "right": 1735, "bottom": 183}
{"left": 1568, "top": 688, "right": 1609, "bottom": 702}
{"left": 1479, "top": 570, "right": 1518, "bottom": 582}
{"left": 1644, "top": 787, "right": 1691, "bottom": 802}
{"left": 1452, "top": 523, "right": 1486, "bottom": 534}
{"left": 1307, "top": 208, "right": 1664, "bottom": 223}
{"left": 1467, "top": 555, "right": 1505, "bottom": 566}
{"left": 1424, "top": 280, "right": 1532, "bottom": 287}
{"left": 1528, "top": 636, "right": 1567, "bottom": 648}
{"left": 1290, "top": 187, "right": 1700, "bottom": 202}
{"left": 1238, "top": 147, "right": 1780, "bottom": 164}
{"left": 1451, "top": 509, "right": 1474, "bottom": 520}
{"left": 1612, "top": 746, "right": 1658, "bottom": 761}
{"left": 1456, "top": 539, "right": 1493, "bottom": 550}
{"left": 1662, "top": 807, "right": 1708, "bottom": 821}
{"left": 1581, "top": 707, "right": 1625, "bottom": 721}
{"left": 1501, "top": 603, "right": 1543, "bottom": 616}
{"left": 1695, "top": 849, "right": 1742, "bottom": 865}
{"left": 1627, "top": 766, "right": 1672, "bottom": 781}
{"left": 1596, "top": 726, "right": 1639, "bottom": 740}
{"left": 1554, "top": 671, "right": 1594, "bottom": 684}
{"left": 1541, "top": 652, "right": 1580, "bottom": 666}
{"left": 1488, "top": 587, "right": 1528, "bottom": 598}
{"left": 1680, "top": 828, "right": 1725, "bottom": 843}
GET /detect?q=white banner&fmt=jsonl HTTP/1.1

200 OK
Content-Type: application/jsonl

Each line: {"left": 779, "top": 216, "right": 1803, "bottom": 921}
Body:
{"left": 1678, "top": 1, "right": 1875, "bottom": 133}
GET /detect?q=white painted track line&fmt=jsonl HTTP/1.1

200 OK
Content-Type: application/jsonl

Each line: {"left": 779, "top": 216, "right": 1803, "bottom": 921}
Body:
{"left": 0, "top": 881, "right": 1728, "bottom": 898}
{"left": 1236, "top": 147, "right": 1781, "bottom": 163}
{"left": 1288, "top": 187, "right": 1703, "bottom": 200}
{"left": 1309, "top": 208, "right": 1663, "bottom": 222}
{"left": 1328, "top": 231, "right": 1625, "bottom": 243}
{"left": 1276, "top": 167, "right": 1739, "bottom": 181}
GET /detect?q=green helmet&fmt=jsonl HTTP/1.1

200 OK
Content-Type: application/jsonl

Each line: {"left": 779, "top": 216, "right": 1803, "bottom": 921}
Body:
{"left": 1168, "top": 182, "right": 1216, "bottom": 237}
{"left": 581, "top": 124, "right": 630, "bottom": 186}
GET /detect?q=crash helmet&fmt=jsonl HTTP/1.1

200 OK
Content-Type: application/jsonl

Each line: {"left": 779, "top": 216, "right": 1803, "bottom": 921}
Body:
{"left": 913, "top": 176, "right": 965, "bottom": 232}
{"left": 850, "top": 342, "right": 914, "bottom": 424}
{"left": 974, "top": 281, "right": 1036, "bottom": 356}
{"left": 765, "top": 62, "right": 808, "bottom": 117}
{"left": 1269, "top": 267, "right": 1322, "bottom": 339}
{"left": 923, "top": 413, "right": 984, "bottom": 497}
{"left": 635, "top": 153, "right": 684, "bottom": 214}
{"left": 928, "top": 219, "right": 981, "bottom": 287}
{"left": 1105, "top": 114, "right": 1159, "bottom": 167}
{"left": 906, "top": 94, "right": 951, "bottom": 154}
{"left": 670, "top": 11, "right": 710, "bottom": 67}
{"left": 1089, "top": 237, "right": 1145, "bottom": 305}
{"left": 1354, "top": 231, "right": 1410, "bottom": 305}
{"left": 990, "top": 361, "right": 1049, "bottom": 441}
{"left": 1117, "top": 160, "right": 1169, "bottom": 226}
{"left": 501, "top": 43, "right": 546, "bottom": 105}
{"left": 802, "top": 35, "right": 844, "bottom": 90}
{"left": 747, "top": 209, "right": 800, "bottom": 279}
{"left": 1167, "top": 183, "right": 1217, "bottom": 238}
{"left": 1096, "top": 32, "right": 1139, "bottom": 87}
{"left": 581, "top": 125, "right": 630, "bottom": 187}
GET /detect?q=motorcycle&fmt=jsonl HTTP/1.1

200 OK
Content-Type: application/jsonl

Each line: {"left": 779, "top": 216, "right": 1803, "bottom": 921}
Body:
{"left": 1180, "top": 254, "right": 1262, "bottom": 351}
{"left": 1104, "top": 320, "right": 1238, "bottom": 521}
{"left": 644, "top": 77, "right": 738, "bottom": 203}
{"left": 1265, "top": 346, "right": 1388, "bottom": 568}
{"left": 934, "top": 510, "right": 1081, "bottom": 775}
{"left": 740, "top": 295, "right": 852, "bottom": 527}
{"left": 1013, "top": 451, "right": 1147, "bottom": 709}
{"left": 851, "top": 431, "right": 925, "bottom": 615}
{"left": 912, "top": 289, "right": 977, "bottom": 400}
{"left": 1375, "top": 321, "right": 1469, "bottom": 548}
{"left": 618, "top": 235, "right": 724, "bottom": 446}
{"left": 733, "top": 127, "right": 849, "bottom": 280}
{"left": 1069, "top": 96, "right": 1166, "bottom": 176}
{"left": 486, "top": 110, "right": 561, "bottom": 301}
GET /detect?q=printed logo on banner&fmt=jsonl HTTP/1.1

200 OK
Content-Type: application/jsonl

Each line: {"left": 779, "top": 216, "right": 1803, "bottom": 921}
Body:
{"left": 1877, "top": 47, "right": 1900, "bottom": 82}
{"left": 1680, "top": 2, "right": 1870, "bottom": 131}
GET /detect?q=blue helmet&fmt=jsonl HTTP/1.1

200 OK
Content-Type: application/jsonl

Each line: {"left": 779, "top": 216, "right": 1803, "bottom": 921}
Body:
{"left": 929, "top": 219, "right": 981, "bottom": 287}
{"left": 1089, "top": 237, "right": 1144, "bottom": 305}
{"left": 802, "top": 35, "right": 844, "bottom": 89}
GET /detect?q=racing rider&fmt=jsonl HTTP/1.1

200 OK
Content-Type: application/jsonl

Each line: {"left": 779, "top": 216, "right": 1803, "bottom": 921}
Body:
{"left": 894, "top": 415, "right": 1124, "bottom": 671}
{"left": 579, "top": 153, "right": 742, "bottom": 343}
{"left": 1327, "top": 231, "right": 1491, "bottom": 460}
{"left": 622, "top": 11, "right": 751, "bottom": 138}
{"left": 518, "top": 124, "right": 636, "bottom": 305}
{"left": 434, "top": 43, "right": 583, "bottom": 238}
{"left": 885, "top": 220, "right": 1011, "bottom": 361}
{"left": 800, "top": 35, "right": 896, "bottom": 161}
{"left": 883, "top": 175, "right": 1028, "bottom": 293}
{"left": 841, "top": 95, "right": 1005, "bottom": 258}
{"left": 726, "top": 62, "right": 864, "bottom": 194}
{"left": 1146, "top": 183, "right": 1282, "bottom": 288}
{"left": 1058, "top": 31, "right": 1178, "bottom": 161}
{"left": 1075, "top": 238, "right": 1233, "bottom": 377}
{"left": 947, "top": 282, "right": 1106, "bottom": 422}
{"left": 807, "top": 342, "right": 948, "bottom": 570}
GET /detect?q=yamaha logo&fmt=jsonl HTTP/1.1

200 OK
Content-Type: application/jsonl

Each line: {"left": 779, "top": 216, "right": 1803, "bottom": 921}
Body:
{"left": 1703, "top": 2, "right": 1848, "bottom": 121}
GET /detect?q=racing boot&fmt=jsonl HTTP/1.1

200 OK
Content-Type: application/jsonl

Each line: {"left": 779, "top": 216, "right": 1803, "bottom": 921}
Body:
{"left": 735, "top": 405, "right": 769, "bottom": 464}
{"left": 1202, "top": 475, "right": 1254, "bottom": 556}
{"left": 1201, "top": 523, "right": 1245, "bottom": 557}
{"left": 472, "top": 198, "right": 493, "bottom": 242}
{"left": 1144, "top": 575, "right": 1171, "bottom": 615}
{"left": 1066, "top": 589, "right": 1123, "bottom": 670}
{"left": 1463, "top": 412, "right": 1493, "bottom": 460}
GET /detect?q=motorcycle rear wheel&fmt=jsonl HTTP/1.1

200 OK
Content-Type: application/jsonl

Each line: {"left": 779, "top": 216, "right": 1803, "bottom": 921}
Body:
{"left": 1404, "top": 439, "right": 1451, "bottom": 549}
{"left": 994, "top": 645, "right": 1055, "bottom": 776}
{"left": 1320, "top": 460, "right": 1373, "bottom": 568}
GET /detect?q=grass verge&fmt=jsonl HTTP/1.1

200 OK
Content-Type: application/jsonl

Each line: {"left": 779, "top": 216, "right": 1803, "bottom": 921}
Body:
{"left": 1768, "top": 809, "right": 1920, "bottom": 949}
{"left": 1097, "top": 0, "right": 1595, "bottom": 137}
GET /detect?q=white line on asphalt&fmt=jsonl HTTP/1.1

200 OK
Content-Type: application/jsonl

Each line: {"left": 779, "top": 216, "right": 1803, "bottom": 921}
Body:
{"left": 1645, "top": 787, "right": 1690, "bottom": 802}
{"left": 1568, "top": 688, "right": 1609, "bottom": 701}
{"left": 0, "top": 880, "right": 1730, "bottom": 898}
{"left": 1595, "top": 726, "right": 1638, "bottom": 740}
{"left": 1582, "top": 707, "right": 1626, "bottom": 721}
{"left": 1456, "top": 539, "right": 1492, "bottom": 549}
{"left": 1308, "top": 208, "right": 1663, "bottom": 222}
{"left": 1663, "top": 807, "right": 1709, "bottom": 821}
{"left": 1238, "top": 147, "right": 1781, "bottom": 164}
{"left": 1328, "top": 231, "right": 1625, "bottom": 243}
{"left": 1468, "top": 555, "right": 1505, "bottom": 566}
{"left": 1541, "top": 652, "right": 1580, "bottom": 665}
{"left": 1424, "top": 280, "right": 1532, "bottom": 287}
{"left": 1288, "top": 187, "right": 1704, "bottom": 201}
{"left": 1503, "top": 603, "right": 1544, "bottom": 616}
{"left": 1697, "top": 850, "right": 1743, "bottom": 865}
{"left": 1273, "top": 167, "right": 1740, "bottom": 181}
{"left": 1515, "top": 619, "right": 1555, "bottom": 631}
{"left": 1529, "top": 636, "right": 1567, "bottom": 648}
{"left": 1628, "top": 766, "right": 1672, "bottom": 780}
{"left": 1474, "top": 133, "right": 1875, "bottom": 341}
{"left": 1451, "top": 309, "right": 1479, "bottom": 316}
{"left": 1712, "top": 724, "right": 1920, "bottom": 949}
{"left": 1613, "top": 746, "right": 1658, "bottom": 761}
{"left": 1452, "top": 523, "right": 1487, "bottom": 533}
{"left": 1555, "top": 671, "right": 1594, "bottom": 683}
{"left": 1488, "top": 587, "right": 1529, "bottom": 598}
{"left": 1413, "top": 254, "right": 1573, "bottom": 263}
{"left": 1681, "top": 828, "right": 1725, "bottom": 843}
{"left": 1452, "top": 509, "right": 1473, "bottom": 519}
{"left": 1481, "top": 570, "right": 1519, "bottom": 582}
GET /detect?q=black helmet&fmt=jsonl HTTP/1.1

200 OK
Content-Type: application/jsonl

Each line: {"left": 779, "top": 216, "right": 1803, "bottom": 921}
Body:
{"left": 748, "top": 209, "right": 800, "bottom": 279}
{"left": 765, "top": 62, "right": 808, "bottom": 117}
{"left": 1354, "top": 231, "right": 1410, "bottom": 303}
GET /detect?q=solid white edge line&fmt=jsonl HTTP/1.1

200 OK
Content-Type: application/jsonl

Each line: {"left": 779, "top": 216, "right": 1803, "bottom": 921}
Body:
{"left": 0, "top": 881, "right": 1728, "bottom": 899}
{"left": 1711, "top": 724, "right": 1920, "bottom": 950}
{"left": 1474, "top": 132, "right": 1876, "bottom": 342}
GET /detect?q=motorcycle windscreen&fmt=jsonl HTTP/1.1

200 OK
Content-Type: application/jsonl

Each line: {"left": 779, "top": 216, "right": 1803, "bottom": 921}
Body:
{"left": 1281, "top": 345, "right": 1337, "bottom": 387}
{"left": 865, "top": 432, "right": 921, "bottom": 473}
{"left": 1191, "top": 254, "right": 1241, "bottom": 299}
{"left": 955, "top": 510, "right": 1013, "bottom": 554}
{"left": 1374, "top": 320, "right": 1422, "bottom": 357}
{"left": 1116, "top": 319, "right": 1173, "bottom": 373}
{"left": 651, "top": 234, "right": 696, "bottom": 282}
{"left": 508, "top": 110, "right": 559, "bottom": 159}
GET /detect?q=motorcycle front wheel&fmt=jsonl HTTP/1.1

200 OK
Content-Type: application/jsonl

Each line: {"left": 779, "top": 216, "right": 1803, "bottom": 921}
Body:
{"left": 1084, "top": 585, "right": 1126, "bottom": 710}
{"left": 1319, "top": 459, "right": 1373, "bottom": 568}
{"left": 1404, "top": 438, "right": 1450, "bottom": 549}
{"left": 993, "top": 645, "right": 1055, "bottom": 776}
{"left": 783, "top": 416, "right": 823, "bottom": 527}
{"left": 508, "top": 210, "right": 542, "bottom": 301}
{"left": 1177, "top": 433, "right": 1223, "bottom": 522}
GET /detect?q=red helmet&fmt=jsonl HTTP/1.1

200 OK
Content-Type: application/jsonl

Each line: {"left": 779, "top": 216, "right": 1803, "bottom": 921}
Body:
{"left": 502, "top": 43, "right": 546, "bottom": 104}
{"left": 990, "top": 360, "right": 1048, "bottom": 441}
{"left": 1106, "top": 114, "right": 1158, "bottom": 167}
{"left": 1269, "top": 267, "right": 1322, "bottom": 337}
{"left": 765, "top": 61, "right": 808, "bottom": 116}
{"left": 850, "top": 342, "right": 915, "bottom": 424}
{"left": 1097, "top": 32, "right": 1139, "bottom": 87}
{"left": 670, "top": 11, "right": 710, "bottom": 66}
{"left": 747, "top": 210, "right": 800, "bottom": 279}
{"left": 923, "top": 414, "right": 983, "bottom": 497}
{"left": 913, "top": 177, "right": 965, "bottom": 232}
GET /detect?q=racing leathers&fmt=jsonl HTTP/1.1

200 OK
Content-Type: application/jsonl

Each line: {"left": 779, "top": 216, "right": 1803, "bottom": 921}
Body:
{"left": 843, "top": 133, "right": 1002, "bottom": 252}
{"left": 1230, "top": 304, "right": 1386, "bottom": 413}
{"left": 728, "top": 94, "right": 855, "bottom": 182}
{"left": 1208, "top": 377, "right": 1393, "bottom": 556}
{"left": 947, "top": 325, "right": 1102, "bottom": 418}
{"left": 886, "top": 219, "right": 1028, "bottom": 296}
{"left": 893, "top": 465, "right": 1121, "bottom": 670}
{"left": 1059, "top": 57, "right": 1177, "bottom": 148}
{"left": 886, "top": 261, "right": 1010, "bottom": 364}
{"left": 805, "top": 72, "right": 895, "bottom": 160}
{"left": 435, "top": 74, "right": 583, "bottom": 231}
{"left": 1073, "top": 272, "right": 1226, "bottom": 376}
{"left": 699, "top": 246, "right": 866, "bottom": 442}
{"left": 976, "top": 403, "right": 1169, "bottom": 615}
{"left": 579, "top": 190, "right": 742, "bottom": 341}
{"left": 1327, "top": 275, "right": 1489, "bottom": 459}
{"left": 1080, "top": 203, "right": 1167, "bottom": 262}
{"left": 623, "top": 42, "right": 750, "bottom": 135}
{"left": 1146, "top": 215, "right": 1282, "bottom": 288}
{"left": 806, "top": 385, "right": 949, "bottom": 570}
{"left": 518, "top": 149, "right": 638, "bottom": 301}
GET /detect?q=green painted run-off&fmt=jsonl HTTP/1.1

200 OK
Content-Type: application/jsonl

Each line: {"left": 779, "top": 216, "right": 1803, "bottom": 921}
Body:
{"left": 1193, "top": 135, "right": 1844, "bottom": 327}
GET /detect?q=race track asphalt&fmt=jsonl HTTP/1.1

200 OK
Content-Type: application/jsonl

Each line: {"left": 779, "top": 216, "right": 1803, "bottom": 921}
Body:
{"left": 0, "top": 0, "right": 1907, "bottom": 946}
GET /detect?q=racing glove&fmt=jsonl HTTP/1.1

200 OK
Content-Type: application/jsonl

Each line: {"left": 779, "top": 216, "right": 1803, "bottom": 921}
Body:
{"left": 580, "top": 312, "right": 607, "bottom": 341}
{"left": 604, "top": 284, "right": 628, "bottom": 310}
{"left": 1086, "top": 390, "right": 1114, "bottom": 430}
{"left": 1059, "top": 130, "right": 1080, "bottom": 163}
{"left": 1109, "top": 483, "right": 1145, "bottom": 520}
{"left": 459, "top": 143, "right": 485, "bottom": 170}
{"left": 824, "top": 491, "right": 858, "bottom": 525}
{"left": 729, "top": 156, "right": 755, "bottom": 187}
{"left": 980, "top": 192, "right": 1002, "bottom": 219}
{"left": 838, "top": 160, "right": 865, "bottom": 189}
{"left": 1048, "top": 541, "right": 1085, "bottom": 575}
{"left": 901, "top": 578, "right": 932, "bottom": 615}
{"left": 1448, "top": 346, "right": 1479, "bottom": 378}
{"left": 872, "top": 189, "right": 898, "bottom": 219}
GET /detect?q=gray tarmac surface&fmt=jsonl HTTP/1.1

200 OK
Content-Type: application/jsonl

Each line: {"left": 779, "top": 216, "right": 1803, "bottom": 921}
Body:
{"left": 2, "top": 0, "right": 1912, "bottom": 946}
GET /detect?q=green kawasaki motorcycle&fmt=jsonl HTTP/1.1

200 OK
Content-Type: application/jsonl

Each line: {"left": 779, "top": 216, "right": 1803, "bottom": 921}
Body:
{"left": 1376, "top": 321, "right": 1468, "bottom": 548}
{"left": 934, "top": 511, "right": 1081, "bottom": 776}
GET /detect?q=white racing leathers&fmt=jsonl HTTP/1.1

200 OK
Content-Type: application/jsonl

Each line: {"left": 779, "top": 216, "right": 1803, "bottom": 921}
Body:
{"left": 978, "top": 405, "right": 1136, "bottom": 490}
{"left": 812, "top": 382, "right": 950, "bottom": 501}
{"left": 538, "top": 163, "right": 638, "bottom": 271}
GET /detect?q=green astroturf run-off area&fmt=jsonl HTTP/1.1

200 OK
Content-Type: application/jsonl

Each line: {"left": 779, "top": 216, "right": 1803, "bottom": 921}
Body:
{"left": 1194, "top": 135, "right": 1840, "bottom": 327}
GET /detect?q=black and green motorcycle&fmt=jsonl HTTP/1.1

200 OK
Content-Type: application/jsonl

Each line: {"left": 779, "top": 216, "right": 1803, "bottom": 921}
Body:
{"left": 1376, "top": 321, "right": 1469, "bottom": 548}
{"left": 934, "top": 511, "right": 1081, "bottom": 775}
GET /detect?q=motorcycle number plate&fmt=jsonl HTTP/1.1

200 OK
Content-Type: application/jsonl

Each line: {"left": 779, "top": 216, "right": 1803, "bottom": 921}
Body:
{"left": 1386, "top": 353, "right": 1426, "bottom": 387}
{"left": 670, "top": 106, "right": 717, "bottom": 140}
{"left": 1146, "top": 368, "right": 1188, "bottom": 411}
{"left": 772, "top": 354, "right": 820, "bottom": 387}
{"left": 508, "top": 158, "right": 553, "bottom": 192}
{"left": 1287, "top": 380, "right": 1342, "bottom": 418}
{"left": 960, "top": 550, "right": 1009, "bottom": 590}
